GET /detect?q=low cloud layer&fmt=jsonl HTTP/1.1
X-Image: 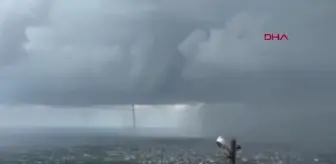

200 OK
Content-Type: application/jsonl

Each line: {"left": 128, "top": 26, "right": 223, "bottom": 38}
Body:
{"left": 0, "top": 104, "right": 189, "bottom": 128}
{"left": 0, "top": 0, "right": 335, "bottom": 106}
{"left": 2, "top": 103, "right": 335, "bottom": 143}
{"left": 0, "top": 104, "right": 203, "bottom": 138}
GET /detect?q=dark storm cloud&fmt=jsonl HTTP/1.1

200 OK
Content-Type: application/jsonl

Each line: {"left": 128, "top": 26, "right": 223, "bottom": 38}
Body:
{"left": 0, "top": 0, "right": 52, "bottom": 65}
{"left": 0, "top": 0, "right": 335, "bottom": 106}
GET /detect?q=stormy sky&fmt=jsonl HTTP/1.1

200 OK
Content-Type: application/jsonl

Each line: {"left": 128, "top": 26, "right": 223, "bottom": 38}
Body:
{"left": 0, "top": 0, "right": 335, "bottom": 142}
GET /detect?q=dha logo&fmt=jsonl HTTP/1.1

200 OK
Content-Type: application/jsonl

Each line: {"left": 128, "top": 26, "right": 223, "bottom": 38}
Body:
{"left": 264, "top": 33, "right": 288, "bottom": 41}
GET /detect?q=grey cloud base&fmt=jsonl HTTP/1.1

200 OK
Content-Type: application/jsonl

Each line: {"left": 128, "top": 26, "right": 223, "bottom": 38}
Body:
{"left": 0, "top": 0, "right": 335, "bottom": 107}
{"left": 1, "top": 71, "right": 336, "bottom": 107}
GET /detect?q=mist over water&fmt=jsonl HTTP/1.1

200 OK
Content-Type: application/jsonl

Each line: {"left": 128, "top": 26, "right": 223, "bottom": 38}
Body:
{"left": 1, "top": 104, "right": 336, "bottom": 146}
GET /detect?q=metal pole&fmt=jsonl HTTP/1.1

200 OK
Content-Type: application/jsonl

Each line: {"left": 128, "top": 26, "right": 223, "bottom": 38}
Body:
{"left": 230, "top": 139, "right": 237, "bottom": 164}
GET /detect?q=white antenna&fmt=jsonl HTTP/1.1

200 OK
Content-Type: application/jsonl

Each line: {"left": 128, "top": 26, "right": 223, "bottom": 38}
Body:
{"left": 132, "top": 104, "right": 136, "bottom": 128}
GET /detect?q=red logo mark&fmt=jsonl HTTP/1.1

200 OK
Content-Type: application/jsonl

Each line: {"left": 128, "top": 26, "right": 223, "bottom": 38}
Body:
{"left": 264, "top": 33, "right": 288, "bottom": 40}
